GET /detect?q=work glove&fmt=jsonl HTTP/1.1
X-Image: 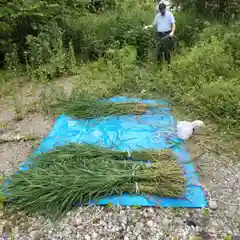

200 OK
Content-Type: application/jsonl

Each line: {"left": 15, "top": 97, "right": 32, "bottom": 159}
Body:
{"left": 143, "top": 25, "right": 151, "bottom": 30}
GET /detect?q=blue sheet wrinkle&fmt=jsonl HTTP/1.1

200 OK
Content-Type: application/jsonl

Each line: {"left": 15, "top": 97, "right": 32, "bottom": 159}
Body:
{"left": 3, "top": 96, "right": 207, "bottom": 208}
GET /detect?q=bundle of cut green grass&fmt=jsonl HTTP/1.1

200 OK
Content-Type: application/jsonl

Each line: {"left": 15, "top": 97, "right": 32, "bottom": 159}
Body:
{"left": 5, "top": 144, "right": 185, "bottom": 219}
{"left": 28, "top": 144, "right": 176, "bottom": 168}
{"left": 53, "top": 98, "right": 149, "bottom": 119}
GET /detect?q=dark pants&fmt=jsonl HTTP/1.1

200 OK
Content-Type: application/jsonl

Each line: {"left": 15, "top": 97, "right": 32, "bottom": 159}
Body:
{"left": 156, "top": 31, "right": 171, "bottom": 64}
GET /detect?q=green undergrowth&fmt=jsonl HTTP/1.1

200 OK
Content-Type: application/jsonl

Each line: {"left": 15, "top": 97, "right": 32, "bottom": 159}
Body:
{"left": 160, "top": 25, "right": 240, "bottom": 130}
{"left": 0, "top": 2, "right": 206, "bottom": 85}
{"left": 39, "top": 23, "right": 239, "bottom": 157}
{"left": 52, "top": 25, "right": 240, "bottom": 131}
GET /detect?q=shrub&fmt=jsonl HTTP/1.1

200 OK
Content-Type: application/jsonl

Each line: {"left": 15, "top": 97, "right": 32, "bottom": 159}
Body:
{"left": 198, "top": 24, "right": 240, "bottom": 67}
{"left": 62, "top": 4, "right": 154, "bottom": 60}
{"left": 151, "top": 26, "right": 240, "bottom": 128}
{"left": 196, "top": 79, "right": 240, "bottom": 125}
{"left": 0, "top": 0, "right": 207, "bottom": 68}
{"left": 174, "top": 10, "right": 206, "bottom": 46}
{"left": 22, "top": 24, "right": 76, "bottom": 81}
{"left": 172, "top": 0, "right": 240, "bottom": 21}
{"left": 162, "top": 35, "right": 233, "bottom": 93}
{"left": 223, "top": 24, "right": 240, "bottom": 67}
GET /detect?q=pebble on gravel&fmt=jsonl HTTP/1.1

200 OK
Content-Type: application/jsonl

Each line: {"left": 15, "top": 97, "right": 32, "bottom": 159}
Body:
{"left": 174, "top": 217, "right": 183, "bottom": 225}
{"left": 92, "top": 232, "right": 98, "bottom": 238}
{"left": 146, "top": 220, "right": 154, "bottom": 227}
{"left": 30, "top": 230, "right": 43, "bottom": 240}
{"left": 162, "top": 218, "right": 170, "bottom": 227}
{"left": 84, "top": 234, "right": 91, "bottom": 240}
{"left": 124, "top": 236, "right": 129, "bottom": 240}
{"left": 209, "top": 200, "right": 218, "bottom": 210}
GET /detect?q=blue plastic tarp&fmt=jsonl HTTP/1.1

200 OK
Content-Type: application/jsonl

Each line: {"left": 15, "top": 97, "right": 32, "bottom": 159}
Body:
{"left": 11, "top": 96, "right": 207, "bottom": 208}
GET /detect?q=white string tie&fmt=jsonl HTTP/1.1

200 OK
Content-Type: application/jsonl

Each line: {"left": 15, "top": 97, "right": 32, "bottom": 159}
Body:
{"left": 135, "top": 182, "right": 140, "bottom": 194}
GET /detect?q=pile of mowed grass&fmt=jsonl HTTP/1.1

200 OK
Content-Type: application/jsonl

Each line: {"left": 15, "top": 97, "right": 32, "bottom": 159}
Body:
{"left": 52, "top": 97, "right": 149, "bottom": 119}
{"left": 5, "top": 144, "right": 185, "bottom": 220}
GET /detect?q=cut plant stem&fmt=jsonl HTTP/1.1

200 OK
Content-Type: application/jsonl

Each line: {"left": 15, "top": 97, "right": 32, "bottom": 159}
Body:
{"left": 5, "top": 143, "right": 185, "bottom": 220}
{"left": 57, "top": 99, "right": 148, "bottom": 118}
{"left": 28, "top": 143, "right": 176, "bottom": 167}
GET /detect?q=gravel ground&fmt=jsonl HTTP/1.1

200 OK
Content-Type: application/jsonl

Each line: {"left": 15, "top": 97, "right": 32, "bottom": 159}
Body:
{"left": 0, "top": 90, "right": 239, "bottom": 240}
{"left": 1, "top": 152, "right": 240, "bottom": 240}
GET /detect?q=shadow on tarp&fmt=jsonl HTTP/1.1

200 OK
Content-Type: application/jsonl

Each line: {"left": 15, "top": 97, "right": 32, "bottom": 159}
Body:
{"left": 4, "top": 96, "right": 207, "bottom": 208}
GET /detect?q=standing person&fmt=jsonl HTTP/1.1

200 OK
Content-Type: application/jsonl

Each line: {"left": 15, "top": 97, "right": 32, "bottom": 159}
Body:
{"left": 145, "top": 2, "right": 176, "bottom": 64}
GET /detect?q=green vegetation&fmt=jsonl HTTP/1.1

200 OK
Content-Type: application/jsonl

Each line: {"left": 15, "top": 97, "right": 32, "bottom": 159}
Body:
{"left": 5, "top": 143, "right": 185, "bottom": 219}
{"left": 52, "top": 98, "right": 149, "bottom": 119}
{"left": 0, "top": 0, "right": 239, "bottom": 156}
{"left": 0, "top": 176, "right": 5, "bottom": 210}
{"left": 224, "top": 236, "right": 233, "bottom": 240}
{"left": 172, "top": 0, "right": 239, "bottom": 20}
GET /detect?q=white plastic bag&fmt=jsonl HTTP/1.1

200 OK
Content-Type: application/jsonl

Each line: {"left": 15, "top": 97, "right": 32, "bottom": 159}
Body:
{"left": 177, "top": 120, "right": 204, "bottom": 140}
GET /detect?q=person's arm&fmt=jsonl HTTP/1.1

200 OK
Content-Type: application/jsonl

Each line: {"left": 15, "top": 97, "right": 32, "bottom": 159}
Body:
{"left": 169, "top": 12, "right": 176, "bottom": 36}
{"left": 144, "top": 15, "right": 157, "bottom": 29}
{"left": 171, "top": 23, "right": 176, "bottom": 35}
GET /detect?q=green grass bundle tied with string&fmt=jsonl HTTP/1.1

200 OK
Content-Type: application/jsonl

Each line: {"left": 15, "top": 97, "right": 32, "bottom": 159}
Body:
{"left": 53, "top": 98, "right": 149, "bottom": 119}
{"left": 27, "top": 144, "right": 176, "bottom": 168}
{"left": 5, "top": 144, "right": 185, "bottom": 219}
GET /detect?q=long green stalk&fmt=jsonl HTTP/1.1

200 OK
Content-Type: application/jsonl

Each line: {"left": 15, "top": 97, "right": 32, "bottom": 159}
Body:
{"left": 53, "top": 98, "right": 149, "bottom": 119}
{"left": 29, "top": 144, "right": 175, "bottom": 167}
{"left": 5, "top": 144, "right": 185, "bottom": 220}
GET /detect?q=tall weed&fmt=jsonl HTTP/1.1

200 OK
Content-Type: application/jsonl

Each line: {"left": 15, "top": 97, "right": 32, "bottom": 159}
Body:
{"left": 24, "top": 25, "right": 76, "bottom": 82}
{"left": 152, "top": 27, "right": 239, "bottom": 128}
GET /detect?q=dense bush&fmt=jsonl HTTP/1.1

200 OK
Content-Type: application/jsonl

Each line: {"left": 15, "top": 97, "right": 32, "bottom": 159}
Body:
{"left": 60, "top": 8, "right": 205, "bottom": 60}
{"left": 196, "top": 79, "right": 240, "bottom": 123}
{"left": 223, "top": 25, "right": 240, "bottom": 67}
{"left": 152, "top": 26, "right": 240, "bottom": 128}
{"left": 1, "top": 0, "right": 206, "bottom": 67}
{"left": 172, "top": 0, "right": 240, "bottom": 20}
{"left": 46, "top": 2, "right": 157, "bottom": 60}
{"left": 65, "top": 29, "right": 240, "bottom": 130}
{"left": 173, "top": 10, "right": 206, "bottom": 47}
{"left": 0, "top": 0, "right": 118, "bottom": 65}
